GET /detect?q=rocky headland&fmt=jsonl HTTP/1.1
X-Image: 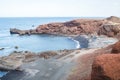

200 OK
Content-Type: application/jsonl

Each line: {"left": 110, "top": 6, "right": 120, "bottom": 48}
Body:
{"left": 10, "top": 16, "right": 120, "bottom": 38}
{"left": 0, "top": 16, "right": 120, "bottom": 80}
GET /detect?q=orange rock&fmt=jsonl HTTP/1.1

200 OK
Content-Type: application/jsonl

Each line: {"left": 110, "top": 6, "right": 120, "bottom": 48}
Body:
{"left": 91, "top": 54, "right": 120, "bottom": 80}
{"left": 111, "top": 41, "right": 120, "bottom": 53}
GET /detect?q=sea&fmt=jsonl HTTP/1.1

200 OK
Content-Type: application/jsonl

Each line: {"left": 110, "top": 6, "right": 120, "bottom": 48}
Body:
{"left": 0, "top": 17, "right": 81, "bottom": 77}
{"left": 0, "top": 17, "right": 82, "bottom": 56}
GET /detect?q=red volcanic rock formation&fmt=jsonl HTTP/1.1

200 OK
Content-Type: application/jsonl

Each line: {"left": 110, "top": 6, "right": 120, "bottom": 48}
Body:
{"left": 35, "top": 16, "right": 120, "bottom": 36}
{"left": 91, "top": 54, "right": 120, "bottom": 80}
{"left": 111, "top": 41, "right": 120, "bottom": 53}
{"left": 36, "top": 19, "right": 105, "bottom": 35}
{"left": 10, "top": 16, "right": 120, "bottom": 37}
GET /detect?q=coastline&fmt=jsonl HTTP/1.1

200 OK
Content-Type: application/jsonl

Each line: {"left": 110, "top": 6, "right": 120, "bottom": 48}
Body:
{"left": 68, "top": 37, "right": 80, "bottom": 49}
{"left": 0, "top": 16, "right": 120, "bottom": 80}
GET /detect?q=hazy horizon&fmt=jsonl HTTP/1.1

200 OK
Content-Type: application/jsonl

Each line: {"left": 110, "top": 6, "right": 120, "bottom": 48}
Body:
{"left": 0, "top": 0, "right": 120, "bottom": 17}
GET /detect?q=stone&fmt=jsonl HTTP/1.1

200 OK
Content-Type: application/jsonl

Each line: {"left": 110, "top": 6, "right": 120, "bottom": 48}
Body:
{"left": 91, "top": 54, "right": 120, "bottom": 80}
{"left": 111, "top": 41, "right": 120, "bottom": 53}
{"left": 0, "top": 48, "right": 5, "bottom": 50}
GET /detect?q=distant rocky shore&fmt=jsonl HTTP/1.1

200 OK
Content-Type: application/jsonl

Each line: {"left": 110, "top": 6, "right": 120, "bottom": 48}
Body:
{"left": 0, "top": 16, "right": 120, "bottom": 80}
{"left": 10, "top": 16, "right": 120, "bottom": 38}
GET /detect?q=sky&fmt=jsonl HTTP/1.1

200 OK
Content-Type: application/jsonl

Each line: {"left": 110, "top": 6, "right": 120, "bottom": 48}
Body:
{"left": 0, "top": 0, "right": 120, "bottom": 17}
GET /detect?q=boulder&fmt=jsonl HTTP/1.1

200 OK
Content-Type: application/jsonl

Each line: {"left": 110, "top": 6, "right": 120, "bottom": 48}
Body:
{"left": 91, "top": 54, "right": 120, "bottom": 80}
{"left": 111, "top": 41, "right": 120, "bottom": 53}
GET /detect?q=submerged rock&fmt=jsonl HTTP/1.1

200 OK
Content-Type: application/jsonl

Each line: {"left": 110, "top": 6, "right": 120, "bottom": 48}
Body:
{"left": 0, "top": 48, "right": 5, "bottom": 50}
{"left": 14, "top": 46, "right": 19, "bottom": 49}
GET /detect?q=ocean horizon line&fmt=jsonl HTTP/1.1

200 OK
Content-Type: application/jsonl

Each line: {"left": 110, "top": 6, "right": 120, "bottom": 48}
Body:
{"left": 0, "top": 16, "right": 107, "bottom": 18}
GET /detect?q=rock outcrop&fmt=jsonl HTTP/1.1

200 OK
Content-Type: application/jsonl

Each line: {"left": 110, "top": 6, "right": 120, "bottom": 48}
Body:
{"left": 0, "top": 51, "right": 37, "bottom": 71}
{"left": 106, "top": 16, "right": 120, "bottom": 23}
{"left": 35, "top": 19, "right": 104, "bottom": 35}
{"left": 98, "top": 22, "right": 120, "bottom": 37}
{"left": 91, "top": 41, "right": 120, "bottom": 80}
{"left": 0, "top": 49, "right": 59, "bottom": 71}
{"left": 111, "top": 41, "right": 120, "bottom": 53}
{"left": 91, "top": 54, "right": 120, "bottom": 80}
{"left": 10, "top": 16, "right": 120, "bottom": 37}
{"left": 10, "top": 28, "right": 37, "bottom": 35}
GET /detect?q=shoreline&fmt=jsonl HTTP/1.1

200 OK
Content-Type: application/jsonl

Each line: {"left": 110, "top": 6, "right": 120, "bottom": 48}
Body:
{"left": 68, "top": 37, "right": 80, "bottom": 49}
{"left": 0, "top": 16, "right": 120, "bottom": 80}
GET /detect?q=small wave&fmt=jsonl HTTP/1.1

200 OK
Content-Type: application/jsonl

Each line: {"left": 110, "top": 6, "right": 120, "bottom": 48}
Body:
{"left": 0, "top": 71, "right": 8, "bottom": 78}
{"left": 25, "top": 68, "right": 39, "bottom": 77}
{"left": 68, "top": 37, "right": 80, "bottom": 48}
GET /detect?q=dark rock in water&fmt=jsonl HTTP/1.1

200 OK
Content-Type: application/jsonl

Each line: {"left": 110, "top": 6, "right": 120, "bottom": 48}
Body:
{"left": 0, "top": 48, "right": 5, "bottom": 50}
{"left": 10, "top": 28, "right": 36, "bottom": 35}
{"left": 14, "top": 46, "right": 19, "bottom": 49}
{"left": 10, "top": 28, "right": 25, "bottom": 35}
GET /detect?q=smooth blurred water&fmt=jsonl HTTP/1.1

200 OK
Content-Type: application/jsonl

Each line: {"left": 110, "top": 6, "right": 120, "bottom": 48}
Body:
{"left": 0, "top": 17, "right": 80, "bottom": 56}
{"left": 0, "top": 17, "right": 80, "bottom": 77}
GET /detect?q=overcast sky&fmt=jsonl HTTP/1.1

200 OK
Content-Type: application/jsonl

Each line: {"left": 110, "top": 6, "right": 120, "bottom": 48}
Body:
{"left": 0, "top": 0, "right": 120, "bottom": 17}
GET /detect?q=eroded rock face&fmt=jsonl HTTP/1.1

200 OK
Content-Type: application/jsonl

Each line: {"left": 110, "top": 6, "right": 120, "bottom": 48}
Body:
{"left": 91, "top": 54, "right": 120, "bottom": 80}
{"left": 36, "top": 19, "right": 104, "bottom": 35}
{"left": 98, "top": 23, "right": 120, "bottom": 37}
{"left": 111, "top": 41, "right": 120, "bottom": 53}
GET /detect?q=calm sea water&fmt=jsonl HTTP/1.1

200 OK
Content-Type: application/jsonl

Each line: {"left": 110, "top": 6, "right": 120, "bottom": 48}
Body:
{"left": 0, "top": 17, "right": 82, "bottom": 56}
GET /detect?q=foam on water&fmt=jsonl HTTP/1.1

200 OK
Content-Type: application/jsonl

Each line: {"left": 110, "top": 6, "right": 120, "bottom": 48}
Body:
{"left": 0, "top": 72, "right": 8, "bottom": 77}
{"left": 25, "top": 68, "right": 39, "bottom": 77}
{"left": 68, "top": 37, "right": 80, "bottom": 48}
